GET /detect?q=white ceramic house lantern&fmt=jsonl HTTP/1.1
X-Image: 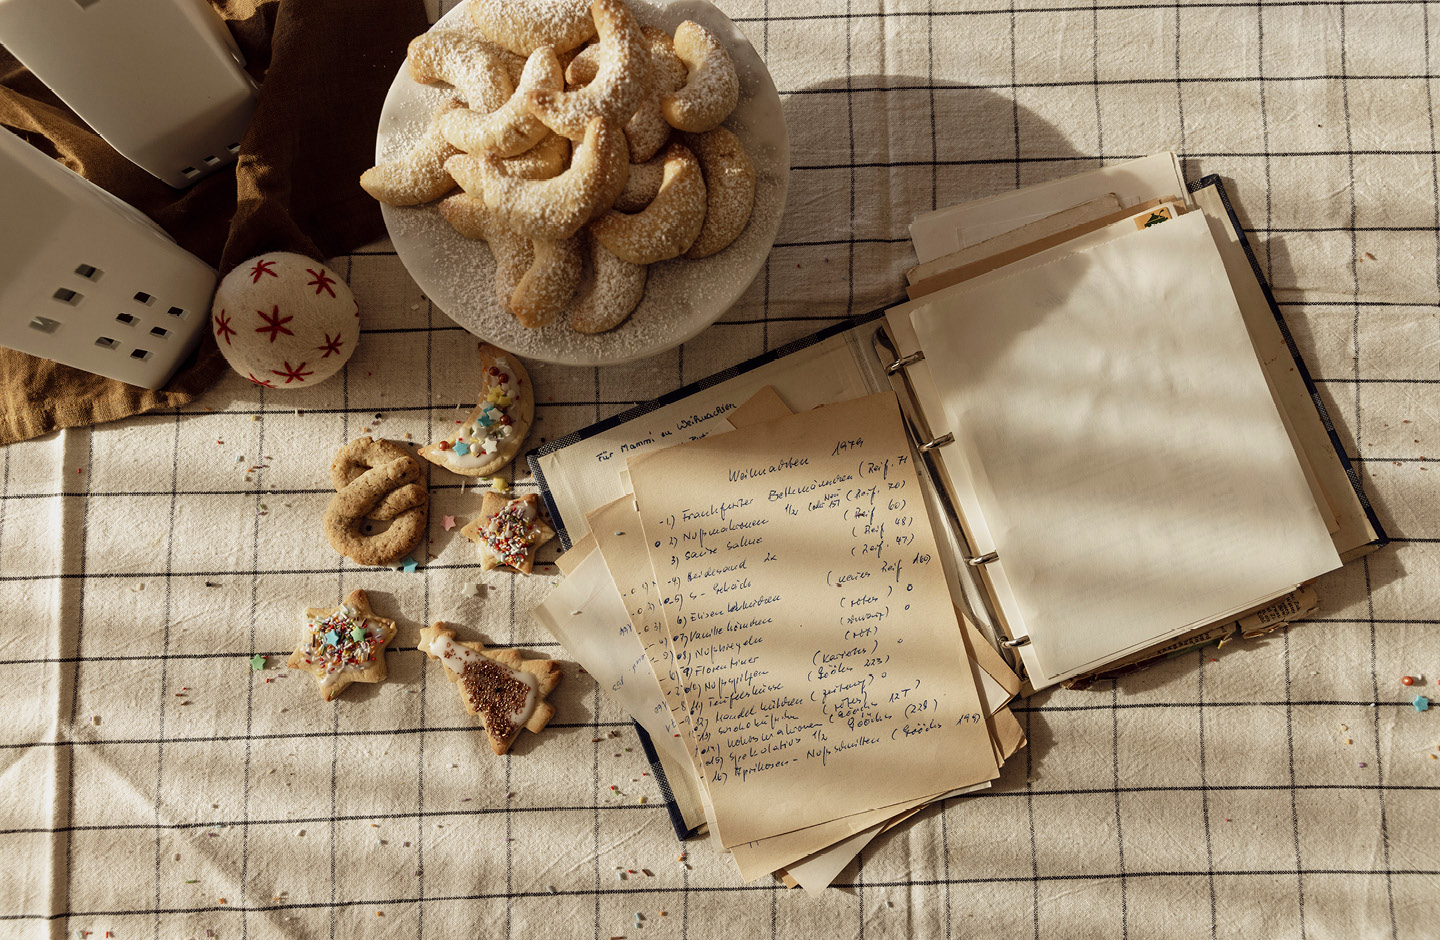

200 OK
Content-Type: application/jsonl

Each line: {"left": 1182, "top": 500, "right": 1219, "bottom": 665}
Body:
{"left": 0, "top": 127, "right": 217, "bottom": 389}
{"left": 0, "top": 0, "right": 258, "bottom": 189}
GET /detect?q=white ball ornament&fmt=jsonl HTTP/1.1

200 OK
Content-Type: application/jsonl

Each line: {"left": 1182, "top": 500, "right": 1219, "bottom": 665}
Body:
{"left": 210, "top": 252, "right": 360, "bottom": 388}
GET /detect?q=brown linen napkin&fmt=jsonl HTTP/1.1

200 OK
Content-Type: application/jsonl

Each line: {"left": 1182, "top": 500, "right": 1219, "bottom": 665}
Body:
{"left": 0, "top": 0, "right": 427, "bottom": 446}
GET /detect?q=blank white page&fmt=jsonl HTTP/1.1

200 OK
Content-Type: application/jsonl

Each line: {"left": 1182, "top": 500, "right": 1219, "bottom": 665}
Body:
{"left": 909, "top": 211, "right": 1341, "bottom": 688}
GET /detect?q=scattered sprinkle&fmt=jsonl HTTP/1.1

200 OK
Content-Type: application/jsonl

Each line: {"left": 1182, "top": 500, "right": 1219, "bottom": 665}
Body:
{"left": 1359, "top": 762, "right": 1368, "bottom": 768}
{"left": 402, "top": 557, "right": 419, "bottom": 574}
{"left": 91, "top": 715, "right": 100, "bottom": 726}
{"left": 547, "top": 885, "right": 557, "bottom": 894}
{"left": 1415, "top": 696, "right": 1431, "bottom": 712}
{"left": 1403, "top": 676, "right": 1416, "bottom": 686}
{"left": 250, "top": 654, "right": 266, "bottom": 671}
{"left": 461, "top": 582, "right": 480, "bottom": 597}
{"left": 442, "top": 515, "right": 457, "bottom": 531}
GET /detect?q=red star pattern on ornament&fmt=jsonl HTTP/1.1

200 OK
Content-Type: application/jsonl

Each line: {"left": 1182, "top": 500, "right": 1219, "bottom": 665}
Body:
{"left": 246, "top": 373, "right": 277, "bottom": 388}
{"left": 316, "top": 333, "right": 344, "bottom": 358}
{"left": 306, "top": 267, "right": 337, "bottom": 298}
{"left": 272, "top": 360, "right": 314, "bottom": 384}
{"left": 254, "top": 305, "right": 294, "bottom": 343}
{"left": 248, "top": 258, "right": 278, "bottom": 283}
{"left": 214, "top": 309, "right": 236, "bottom": 345}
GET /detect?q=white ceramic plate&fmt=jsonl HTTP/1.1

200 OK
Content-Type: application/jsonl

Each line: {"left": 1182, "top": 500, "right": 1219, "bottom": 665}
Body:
{"left": 375, "top": 0, "right": 789, "bottom": 366}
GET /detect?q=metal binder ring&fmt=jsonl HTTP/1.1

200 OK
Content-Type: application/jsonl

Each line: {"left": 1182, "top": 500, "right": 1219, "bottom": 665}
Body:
{"left": 886, "top": 351, "right": 926, "bottom": 374}
{"left": 919, "top": 432, "right": 954, "bottom": 452}
{"left": 965, "top": 551, "right": 998, "bottom": 566}
{"left": 1001, "top": 636, "right": 1031, "bottom": 649}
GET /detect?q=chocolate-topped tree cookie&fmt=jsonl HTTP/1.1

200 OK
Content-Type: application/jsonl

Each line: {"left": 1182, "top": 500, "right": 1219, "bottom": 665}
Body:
{"left": 418, "top": 622, "right": 562, "bottom": 754}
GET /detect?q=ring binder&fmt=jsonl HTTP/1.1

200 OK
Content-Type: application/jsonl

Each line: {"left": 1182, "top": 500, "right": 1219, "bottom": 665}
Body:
{"left": 1001, "top": 636, "right": 1031, "bottom": 649}
{"left": 920, "top": 432, "right": 953, "bottom": 452}
{"left": 965, "top": 551, "right": 998, "bottom": 567}
{"left": 886, "top": 350, "right": 925, "bottom": 374}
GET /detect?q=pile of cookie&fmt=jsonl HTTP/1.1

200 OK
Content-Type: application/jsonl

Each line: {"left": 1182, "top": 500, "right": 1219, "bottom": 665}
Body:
{"left": 361, "top": 0, "right": 756, "bottom": 334}
{"left": 320, "top": 342, "right": 554, "bottom": 574}
{"left": 298, "top": 344, "right": 562, "bottom": 751}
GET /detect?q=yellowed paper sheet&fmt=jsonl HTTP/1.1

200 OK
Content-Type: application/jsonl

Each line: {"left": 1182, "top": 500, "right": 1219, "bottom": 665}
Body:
{"left": 724, "top": 385, "right": 792, "bottom": 428}
{"left": 909, "top": 212, "right": 1343, "bottom": 688}
{"left": 531, "top": 546, "right": 707, "bottom": 830}
{"left": 628, "top": 391, "right": 998, "bottom": 847}
{"left": 554, "top": 533, "right": 597, "bottom": 575}
{"left": 905, "top": 193, "right": 1122, "bottom": 286}
{"left": 907, "top": 197, "right": 1174, "bottom": 300}
{"left": 588, "top": 500, "right": 709, "bottom": 778}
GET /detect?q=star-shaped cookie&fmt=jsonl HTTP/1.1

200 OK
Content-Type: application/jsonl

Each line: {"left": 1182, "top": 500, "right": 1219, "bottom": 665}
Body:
{"left": 286, "top": 589, "right": 398, "bottom": 702}
{"left": 418, "top": 622, "right": 562, "bottom": 754}
{"left": 460, "top": 492, "right": 556, "bottom": 574}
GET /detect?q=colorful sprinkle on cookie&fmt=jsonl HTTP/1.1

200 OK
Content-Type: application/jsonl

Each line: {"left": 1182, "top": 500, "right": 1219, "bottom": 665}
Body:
{"left": 286, "top": 589, "right": 398, "bottom": 701}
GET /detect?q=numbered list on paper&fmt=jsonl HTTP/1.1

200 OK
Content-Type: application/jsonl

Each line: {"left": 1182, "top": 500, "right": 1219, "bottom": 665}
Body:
{"left": 627, "top": 392, "right": 997, "bottom": 847}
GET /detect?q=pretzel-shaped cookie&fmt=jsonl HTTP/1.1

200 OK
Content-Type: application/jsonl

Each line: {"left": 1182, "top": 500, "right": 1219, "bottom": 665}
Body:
{"left": 324, "top": 437, "right": 429, "bottom": 567}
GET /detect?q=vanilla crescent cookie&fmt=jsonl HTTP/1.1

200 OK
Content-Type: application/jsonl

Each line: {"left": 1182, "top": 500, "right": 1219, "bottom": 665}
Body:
{"left": 407, "top": 29, "right": 515, "bottom": 114}
{"left": 437, "top": 194, "right": 534, "bottom": 312}
{"left": 468, "top": 0, "right": 596, "bottom": 56}
{"left": 612, "top": 153, "right": 664, "bottom": 211}
{"left": 563, "top": 41, "right": 603, "bottom": 87}
{"left": 527, "top": 0, "right": 647, "bottom": 142}
{"left": 566, "top": 27, "right": 683, "bottom": 164}
{"left": 681, "top": 126, "right": 755, "bottom": 259}
{"left": 625, "top": 27, "right": 688, "bottom": 162}
{"left": 512, "top": 236, "right": 583, "bottom": 328}
{"left": 444, "top": 136, "right": 570, "bottom": 199}
{"left": 499, "top": 133, "right": 571, "bottom": 179}
{"left": 419, "top": 343, "right": 534, "bottom": 476}
{"left": 438, "top": 47, "right": 563, "bottom": 158}
{"left": 569, "top": 231, "right": 646, "bottom": 334}
{"left": 360, "top": 99, "right": 464, "bottom": 206}
{"left": 661, "top": 20, "right": 739, "bottom": 133}
{"left": 480, "top": 116, "right": 629, "bottom": 241}
{"left": 418, "top": 622, "right": 562, "bottom": 755}
{"left": 589, "top": 141, "right": 706, "bottom": 264}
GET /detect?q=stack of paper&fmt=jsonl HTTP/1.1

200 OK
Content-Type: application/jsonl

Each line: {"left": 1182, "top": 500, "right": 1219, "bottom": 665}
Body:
{"left": 534, "top": 387, "right": 1025, "bottom": 892}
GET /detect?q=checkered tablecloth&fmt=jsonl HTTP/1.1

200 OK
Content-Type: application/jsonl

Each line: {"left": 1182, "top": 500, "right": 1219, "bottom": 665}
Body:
{"left": 5, "top": 1, "right": 1439, "bottom": 937}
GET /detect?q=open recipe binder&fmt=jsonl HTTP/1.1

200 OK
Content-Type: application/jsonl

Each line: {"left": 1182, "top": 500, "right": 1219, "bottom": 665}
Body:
{"left": 528, "top": 159, "right": 1386, "bottom": 836}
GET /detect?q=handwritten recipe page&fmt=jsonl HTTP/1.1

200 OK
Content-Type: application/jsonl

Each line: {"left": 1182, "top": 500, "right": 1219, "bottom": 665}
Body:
{"left": 627, "top": 392, "right": 998, "bottom": 846}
